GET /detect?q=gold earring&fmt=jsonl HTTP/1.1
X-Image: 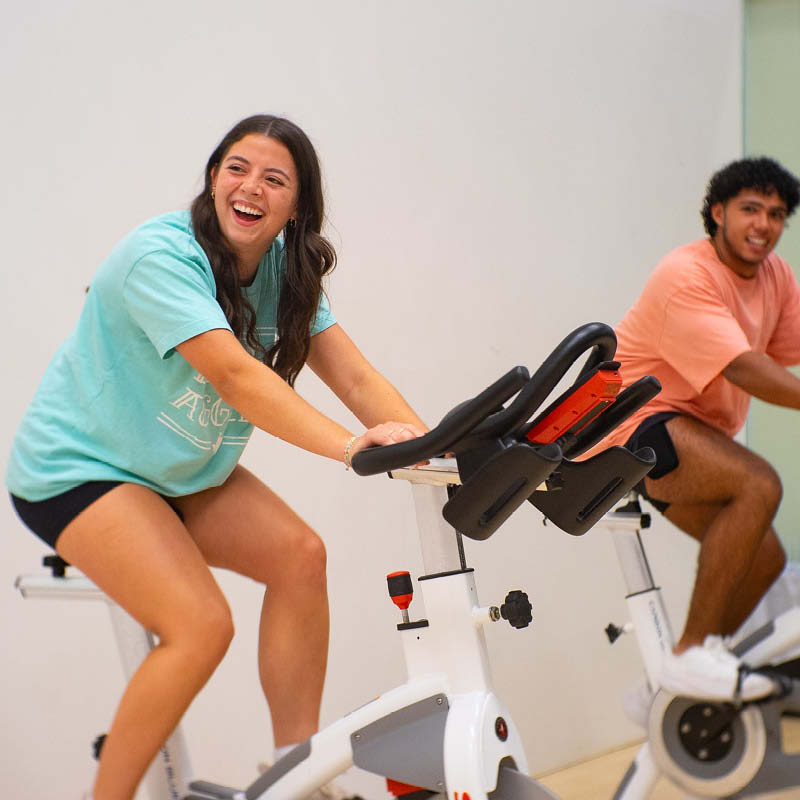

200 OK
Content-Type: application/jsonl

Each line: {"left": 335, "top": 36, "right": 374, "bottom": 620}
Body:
{"left": 211, "top": 188, "right": 215, "bottom": 199}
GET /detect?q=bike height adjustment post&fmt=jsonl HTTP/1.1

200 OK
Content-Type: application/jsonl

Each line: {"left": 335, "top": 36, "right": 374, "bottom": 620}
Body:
{"left": 411, "top": 482, "right": 465, "bottom": 575}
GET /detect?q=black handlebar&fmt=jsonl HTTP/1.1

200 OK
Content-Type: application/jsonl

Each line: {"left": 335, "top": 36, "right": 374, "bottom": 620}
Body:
{"left": 456, "top": 321, "right": 617, "bottom": 445}
{"left": 351, "top": 322, "right": 618, "bottom": 476}
{"left": 351, "top": 365, "right": 530, "bottom": 476}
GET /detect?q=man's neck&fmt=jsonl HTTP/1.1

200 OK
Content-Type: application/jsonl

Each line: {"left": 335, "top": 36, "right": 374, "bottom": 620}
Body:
{"left": 710, "top": 234, "right": 761, "bottom": 280}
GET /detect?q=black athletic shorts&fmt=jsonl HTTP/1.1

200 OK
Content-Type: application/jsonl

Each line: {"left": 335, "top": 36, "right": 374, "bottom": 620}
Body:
{"left": 625, "top": 411, "right": 681, "bottom": 513}
{"left": 10, "top": 482, "right": 182, "bottom": 550}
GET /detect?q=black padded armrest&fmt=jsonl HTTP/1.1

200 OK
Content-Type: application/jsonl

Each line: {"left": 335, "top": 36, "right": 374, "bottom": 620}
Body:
{"left": 528, "top": 445, "right": 656, "bottom": 536}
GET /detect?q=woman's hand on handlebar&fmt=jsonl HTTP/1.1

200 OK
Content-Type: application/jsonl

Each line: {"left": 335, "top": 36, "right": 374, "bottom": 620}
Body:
{"left": 350, "top": 422, "right": 429, "bottom": 466}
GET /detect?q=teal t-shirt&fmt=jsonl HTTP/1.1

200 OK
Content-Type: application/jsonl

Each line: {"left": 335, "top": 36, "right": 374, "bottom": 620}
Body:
{"left": 7, "top": 210, "right": 336, "bottom": 501}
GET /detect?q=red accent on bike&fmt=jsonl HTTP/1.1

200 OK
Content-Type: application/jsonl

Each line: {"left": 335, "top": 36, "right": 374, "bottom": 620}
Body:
{"left": 386, "top": 777, "right": 427, "bottom": 796}
{"left": 526, "top": 367, "right": 622, "bottom": 444}
{"left": 387, "top": 571, "right": 413, "bottom": 611}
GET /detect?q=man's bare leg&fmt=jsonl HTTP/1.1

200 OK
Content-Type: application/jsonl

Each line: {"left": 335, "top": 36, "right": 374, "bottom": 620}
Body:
{"left": 645, "top": 416, "right": 785, "bottom": 648}
{"left": 644, "top": 416, "right": 784, "bottom": 654}
{"left": 665, "top": 499, "right": 785, "bottom": 639}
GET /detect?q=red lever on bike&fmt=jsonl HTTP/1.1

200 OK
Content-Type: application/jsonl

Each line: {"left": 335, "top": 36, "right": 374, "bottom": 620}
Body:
{"left": 526, "top": 365, "right": 622, "bottom": 444}
{"left": 386, "top": 571, "right": 413, "bottom": 610}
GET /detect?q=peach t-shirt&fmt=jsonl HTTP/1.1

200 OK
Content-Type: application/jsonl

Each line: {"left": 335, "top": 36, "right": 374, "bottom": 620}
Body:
{"left": 596, "top": 239, "right": 800, "bottom": 451}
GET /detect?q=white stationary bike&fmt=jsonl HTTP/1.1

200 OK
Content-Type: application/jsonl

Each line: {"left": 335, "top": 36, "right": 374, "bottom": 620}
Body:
{"left": 602, "top": 494, "right": 800, "bottom": 799}
{"left": 16, "top": 322, "right": 659, "bottom": 800}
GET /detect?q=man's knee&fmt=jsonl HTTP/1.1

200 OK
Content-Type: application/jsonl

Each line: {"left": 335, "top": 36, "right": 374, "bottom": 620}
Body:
{"left": 746, "top": 458, "right": 783, "bottom": 516}
{"left": 763, "top": 530, "right": 787, "bottom": 582}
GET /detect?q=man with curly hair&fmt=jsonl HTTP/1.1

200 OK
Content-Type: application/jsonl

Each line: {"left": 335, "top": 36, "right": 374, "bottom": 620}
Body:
{"left": 601, "top": 157, "right": 800, "bottom": 704}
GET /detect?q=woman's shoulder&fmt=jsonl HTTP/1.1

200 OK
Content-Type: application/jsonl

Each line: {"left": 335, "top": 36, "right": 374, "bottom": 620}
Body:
{"left": 92, "top": 210, "right": 213, "bottom": 294}
{"left": 122, "top": 210, "right": 204, "bottom": 259}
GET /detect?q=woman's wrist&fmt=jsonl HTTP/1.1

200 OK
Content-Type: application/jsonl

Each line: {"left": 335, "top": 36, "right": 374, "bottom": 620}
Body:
{"left": 343, "top": 435, "right": 358, "bottom": 470}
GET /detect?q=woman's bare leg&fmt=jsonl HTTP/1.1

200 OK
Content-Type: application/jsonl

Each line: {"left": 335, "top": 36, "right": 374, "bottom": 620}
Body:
{"left": 173, "top": 465, "right": 330, "bottom": 747}
{"left": 56, "top": 484, "right": 234, "bottom": 800}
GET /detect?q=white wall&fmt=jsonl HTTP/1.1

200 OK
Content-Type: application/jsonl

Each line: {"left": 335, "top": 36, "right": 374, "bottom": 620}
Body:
{"left": 0, "top": 1, "right": 741, "bottom": 796}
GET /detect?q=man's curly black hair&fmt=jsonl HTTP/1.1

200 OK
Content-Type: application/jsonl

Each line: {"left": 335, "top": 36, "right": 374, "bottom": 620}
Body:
{"left": 701, "top": 157, "right": 800, "bottom": 236}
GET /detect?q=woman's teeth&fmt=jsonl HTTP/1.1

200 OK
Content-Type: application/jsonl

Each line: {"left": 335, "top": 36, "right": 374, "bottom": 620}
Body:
{"left": 233, "top": 202, "right": 264, "bottom": 218}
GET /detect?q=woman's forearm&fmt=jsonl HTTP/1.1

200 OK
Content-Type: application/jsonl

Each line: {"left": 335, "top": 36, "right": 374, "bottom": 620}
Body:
{"left": 341, "top": 364, "right": 428, "bottom": 431}
{"left": 219, "top": 356, "right": 355, "bottom": 460}
{"left": 177, "top": 330, "right": 354, "bottom": 462}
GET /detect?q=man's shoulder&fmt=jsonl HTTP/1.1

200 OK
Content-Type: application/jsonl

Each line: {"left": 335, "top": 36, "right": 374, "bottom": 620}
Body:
{"left": 762, "top": 250, "right": 795, "bottom": 278}
{"left": 656, "top": 239, "right": 715, "bottom": 272}
{"left": 647, "top": 240, "right": 718, "bottom": 291}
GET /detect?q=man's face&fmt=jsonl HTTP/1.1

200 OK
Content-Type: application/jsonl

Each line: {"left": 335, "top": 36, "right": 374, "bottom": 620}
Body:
{"left": 711, "top": 189, "right": 788, "bottom": 278}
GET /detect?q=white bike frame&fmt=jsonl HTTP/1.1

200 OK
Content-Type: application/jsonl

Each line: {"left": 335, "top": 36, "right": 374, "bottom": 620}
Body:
{"left": 16, "top": 459, "right": 556, "bottom": 800}
{"left": 602, "top": 497, "right": 800, "bottom": 800}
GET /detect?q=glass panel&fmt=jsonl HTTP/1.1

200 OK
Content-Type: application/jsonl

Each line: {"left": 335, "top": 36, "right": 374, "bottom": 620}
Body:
{"left": 744, "top": 0, "right": 800, "bottom": 558}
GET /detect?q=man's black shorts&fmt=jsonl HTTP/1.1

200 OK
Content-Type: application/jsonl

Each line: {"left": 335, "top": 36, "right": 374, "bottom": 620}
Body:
{"left": 626, "top": 411, "right": 681, "bottom": 513}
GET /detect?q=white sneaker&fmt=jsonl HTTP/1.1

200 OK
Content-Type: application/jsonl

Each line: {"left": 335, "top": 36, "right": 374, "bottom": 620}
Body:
{"left": 622, "top": 675, "right": 653, "bottom": 728}
{"left": 659, "top": 635, "right": 775, "bottom": 702}
{"left": 257, "top": 763, "right": 364, "bottom": 800}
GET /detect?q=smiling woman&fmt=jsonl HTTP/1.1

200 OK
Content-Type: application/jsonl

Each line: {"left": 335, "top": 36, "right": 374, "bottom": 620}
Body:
{"left": 191, "top": 115, "right": 337, "bottom": 386}
{"left": 5, "top": 114, "right": 426, "bottom": 800}
{"left": 212, "top": 136, "right": 298, "bottom": 278}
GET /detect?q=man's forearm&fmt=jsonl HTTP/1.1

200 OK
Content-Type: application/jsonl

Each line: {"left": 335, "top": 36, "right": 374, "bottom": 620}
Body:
{"left": 722, "top": 350, "right": 800, "bottom": 409}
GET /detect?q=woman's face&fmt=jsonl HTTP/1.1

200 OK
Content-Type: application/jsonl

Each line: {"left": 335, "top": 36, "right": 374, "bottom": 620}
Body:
{"left": 211, "top": 133, "right": 298, "bottom": 278}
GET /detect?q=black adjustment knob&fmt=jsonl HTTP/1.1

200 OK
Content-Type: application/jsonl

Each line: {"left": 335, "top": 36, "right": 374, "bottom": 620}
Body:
{"left": 605, "top": 623, "right": 624, "bottom": 644}
{"left": 500, "top": 590, "right": 532, "bottom": 629}
{"left": 43, "top": 555, "right": 70, "bottom": 577}
{"left": 93, "top": 733, "right": 106, "bottom": 760}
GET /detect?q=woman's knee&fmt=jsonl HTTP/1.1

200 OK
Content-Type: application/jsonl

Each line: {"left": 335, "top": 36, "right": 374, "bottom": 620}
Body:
{"left": 280, "top": 526, "right": 328, "bottom": 587}
{"left": 160, "top": 594, "right": 235, "bottom": 666}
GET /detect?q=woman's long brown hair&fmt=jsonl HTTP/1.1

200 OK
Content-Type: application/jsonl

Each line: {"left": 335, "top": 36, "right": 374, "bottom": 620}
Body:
{"left": 190, "top": 115, "right": 336, "bottom": 386}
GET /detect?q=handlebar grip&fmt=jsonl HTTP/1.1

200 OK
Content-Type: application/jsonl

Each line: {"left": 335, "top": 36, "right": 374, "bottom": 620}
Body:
{"left": 351, "top": 366, "right": 530, "bottom": 476}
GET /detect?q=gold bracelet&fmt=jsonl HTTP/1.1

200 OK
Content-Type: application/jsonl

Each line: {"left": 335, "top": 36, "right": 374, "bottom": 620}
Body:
{"left": 343, "top": 435, "right": 358, "bottom": 470}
